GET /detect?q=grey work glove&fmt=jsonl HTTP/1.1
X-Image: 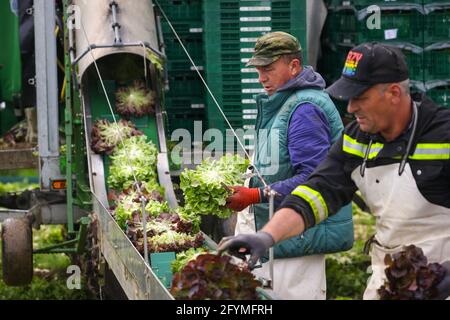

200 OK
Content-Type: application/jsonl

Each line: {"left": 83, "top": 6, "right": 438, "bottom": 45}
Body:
{"left": 434, "top": 261, "right": 450, "bottom": 300}
{"left": 217, "top": 231, "right": 275, "bottom": 269}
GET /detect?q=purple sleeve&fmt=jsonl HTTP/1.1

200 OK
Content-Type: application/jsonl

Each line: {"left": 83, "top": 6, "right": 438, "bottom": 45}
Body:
{"left": 262, "top": 103, "right": 332, "bottom": 205}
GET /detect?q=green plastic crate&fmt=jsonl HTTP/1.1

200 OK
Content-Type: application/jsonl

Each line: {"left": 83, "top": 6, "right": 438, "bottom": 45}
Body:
{"left": 401, "top": 46, "right": 425, "bottom": 82}
{"left": 423, "top": 0, "right": 450, "bottom": 5}
{"left": 204, "top": 0, "right": 307, "bottom": 149}
{"left": 325, "top": 8, "right": 424, "bottom": 46}
{"left": 426, "top": 84, "right": 450, "bottom": 107}
{"left": 208, "top": 117, "right": 244, "bottom": 137}
{"left": 165, "top": 96, "right": 205, "bottom": 112}
{"left": 329, "top": 0, "right": 423, "bottom": 11}
{"left": 423, "top": 9, "right": 450, "bottom": 45}
{"left": 357, "top": 9, "right": 424, "bottom": 45}
{"left": 164, "top": 33, "right": 204, "bottom": 61}
{"left": 167, "top": 112, "right": 206, "bottom": 137}
{"left": 322, "top": 11, "right": 358, "bottom": 45}
{"left": 317, "top": 44, "right": 351, "bottom": 85}
{"left": 161, "top": 21, "right": 203, "bottom": 35}
{"left": 157, "top": 0, "right": 202, "bottom": 21}
{"left": 424, "top": 46, "right": 450, "bottom": 81}
{"left": 166, "top": 59, "right": 205, "bottom": 72}
{"left": 166, "top": 73, "right": 205, "bottom": 96}
{"left": 150, "top": 252, "right": 176, "bottom": 289}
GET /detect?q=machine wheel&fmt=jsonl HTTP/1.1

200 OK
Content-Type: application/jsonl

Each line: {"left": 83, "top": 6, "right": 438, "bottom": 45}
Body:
{"left": 1, "top": 218, "right": 33, "bottom": 286}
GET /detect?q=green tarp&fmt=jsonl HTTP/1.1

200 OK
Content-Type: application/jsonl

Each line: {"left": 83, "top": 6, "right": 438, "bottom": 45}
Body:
{"left": 0, "top": 0, "right": 22, "bottom": 133}
{"left": 0, "top": 1, "right": 21, "bottom": 102}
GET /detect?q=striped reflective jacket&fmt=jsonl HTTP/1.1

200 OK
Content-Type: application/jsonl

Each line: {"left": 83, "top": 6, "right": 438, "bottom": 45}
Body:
{"left": 280, "top": 93, "right": 450, "bottom": 229}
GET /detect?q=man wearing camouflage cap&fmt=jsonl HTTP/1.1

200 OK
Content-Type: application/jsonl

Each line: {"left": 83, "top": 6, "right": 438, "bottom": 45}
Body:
{"left": 223, "top": 32, "right": 354, "bottom": 299}
{"left": 220, "top": 42, "right": 450, "bottom": 300}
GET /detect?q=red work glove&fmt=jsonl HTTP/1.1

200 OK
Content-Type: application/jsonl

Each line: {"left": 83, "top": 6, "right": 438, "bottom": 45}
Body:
{"left": 225, "top": 186, "right": 260, "bottom": 212}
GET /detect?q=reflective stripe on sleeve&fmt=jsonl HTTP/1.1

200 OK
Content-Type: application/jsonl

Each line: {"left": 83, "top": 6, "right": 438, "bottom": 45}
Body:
{"left": 291, "top": 186, "right": 328, "bottom": 224}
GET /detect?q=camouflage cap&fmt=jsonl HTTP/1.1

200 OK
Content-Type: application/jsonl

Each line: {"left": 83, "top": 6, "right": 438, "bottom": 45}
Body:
{"left": 246, "top": 32, "right": 302, "bottom": 67}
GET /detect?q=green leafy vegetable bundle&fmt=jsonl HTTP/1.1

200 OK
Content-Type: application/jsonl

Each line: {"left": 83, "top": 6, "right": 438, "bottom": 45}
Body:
{"left": 126, "top": 213, "right": 204, "bottom": 255}
{"left": 180, "top": 154, "right": 249, "bottom": 218}
{"left": 91, "top": 119, "right": 143, "bottom": 155}
{"left": 115, "top": 81, "right": 155, "bottom": 118}
{"left": 110, "top": 181, "right": 204, "bottom": 255}
{"left": 108, "top": 135, "right": 159, "bottom": 190}
{"left": 171, "top": 248, "right": 207, "bottom": 274}
{"left": 112, "top": 183, "right": 167, "bottom": 229}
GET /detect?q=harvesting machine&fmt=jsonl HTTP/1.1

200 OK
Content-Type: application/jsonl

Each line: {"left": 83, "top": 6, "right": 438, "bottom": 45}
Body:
{"left": 0, "top": 0, "right": 273, "bottom": 300}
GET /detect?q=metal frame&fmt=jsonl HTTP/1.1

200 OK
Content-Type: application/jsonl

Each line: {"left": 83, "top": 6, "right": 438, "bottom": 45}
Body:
{"left": 72, "top": 42, "right": 165, "bottom": 67}
{"left": 151, "top": 63, "right": 178, "bottom": 209}
{"left": 34, "top": 0, "right": 64, "bottom": 191}
{"left": 0, "top": 0, "right": 92, "bottom": 256}
{"left": 90, "top": 153, "right": 173, "bottom": 300}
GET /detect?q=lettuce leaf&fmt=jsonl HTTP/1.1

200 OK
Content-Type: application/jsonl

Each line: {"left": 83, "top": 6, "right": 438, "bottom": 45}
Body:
{"left": 180, "top": 154, "right": 249, "bottom": 218}
{"left": 91, "top": 119, "right": 143, "bottom": 155}
{"left": 115, "top": 81, "right": 155, "bottom": 118}
{"left": 108, "top": 135, "right": 159, "bottom": 190}
{"left": 171, "top": 248, "right": 207, "bottom": 273}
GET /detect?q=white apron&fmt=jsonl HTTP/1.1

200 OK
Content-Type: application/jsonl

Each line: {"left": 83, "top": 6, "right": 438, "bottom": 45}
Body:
{"left": 235, "top": 205, "right": 327, "bottom": 300}
{"left": 235, "top": 155, "right": 326, "bottom": 300}
{"left": 351, "top": 163, "right": 450, "bottom": 300}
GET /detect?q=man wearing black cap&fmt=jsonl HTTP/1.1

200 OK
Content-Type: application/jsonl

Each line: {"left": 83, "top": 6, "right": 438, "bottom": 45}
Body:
{"left": 219, "top": 42, "right": 450, "bottom": 300}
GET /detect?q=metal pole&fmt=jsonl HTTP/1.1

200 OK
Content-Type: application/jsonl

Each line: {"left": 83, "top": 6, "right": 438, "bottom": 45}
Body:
{"left": 110, "top": 1, "right": 122, "bottom": 44}
{"left": 141, "top": 197, "right": 149, "bottom": 266}
{"left": 268, "top": 189, "right": 275, "bottom": 290}
{"left": 35, "top": 0, "right": 64, "bottom": 191}
{"left": 62, "top": 0, "right": 74, "bottom": 234}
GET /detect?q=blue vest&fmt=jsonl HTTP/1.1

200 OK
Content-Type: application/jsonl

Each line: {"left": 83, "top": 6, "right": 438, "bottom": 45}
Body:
{"left": 250, "top": 88, "right": 354, "bottom": 259}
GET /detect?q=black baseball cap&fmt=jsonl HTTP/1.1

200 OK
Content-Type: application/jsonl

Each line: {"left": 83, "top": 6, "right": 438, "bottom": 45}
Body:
{"left": 326, "top": 42, "right": 409, "bottom": 101}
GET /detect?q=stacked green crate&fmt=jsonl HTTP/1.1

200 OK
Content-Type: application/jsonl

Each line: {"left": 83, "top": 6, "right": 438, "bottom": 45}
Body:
{"left": 321, "top": 0, "right": 450, "bottom": 108}
{"left": 423, "top": 1, "right": 450, "bottom": 107}
{"left": 158, "top": 0, "right": 206, "bottom": 138}
{"left": 426, "top": 82, "right": 450, "bottom": 106}
{"left": 204, "top": 0, "right": 307, "bottom": 151}
{"left": 321, "top": 2, "right": 425, "bottom": 91}
{"left": 328, "top": 0, "right": 424, "bottom": 12}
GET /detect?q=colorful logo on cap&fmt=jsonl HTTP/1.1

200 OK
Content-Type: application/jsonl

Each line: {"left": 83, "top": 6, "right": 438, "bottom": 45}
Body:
{"left": 342, "top": 51, "right": 364, "bottom": 77}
